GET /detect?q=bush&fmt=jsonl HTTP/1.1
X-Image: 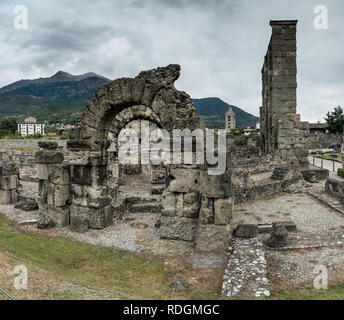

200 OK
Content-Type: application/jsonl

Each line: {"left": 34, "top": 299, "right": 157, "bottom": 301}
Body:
{"left": 338, "top": 168, "right": 344, "bottom": 178}
{"left": 24, "top": 133, "right": 42, "bottom": 140}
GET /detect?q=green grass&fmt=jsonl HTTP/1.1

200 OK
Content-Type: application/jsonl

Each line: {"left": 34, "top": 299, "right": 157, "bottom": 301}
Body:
{"left": 271, "top": 285, "right": 344, "bottom": 300}
{"left": 312, "top": 153, "right": 344, "bottom": 161}
{"left": 0, "top": 214, "right": 214, "bottom": 300}
{"left": 9, "top": 147, "right": 39, "bottom": 153}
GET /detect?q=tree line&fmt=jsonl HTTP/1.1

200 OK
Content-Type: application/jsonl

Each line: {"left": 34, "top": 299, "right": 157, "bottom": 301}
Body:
{"left": 325, "top": 106, "right": 344, "bottom": 134}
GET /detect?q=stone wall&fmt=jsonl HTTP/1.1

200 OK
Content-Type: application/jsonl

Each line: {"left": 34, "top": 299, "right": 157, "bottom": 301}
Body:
{"left": 232, "top": 155, "right": 301, "bottom": 204}
{"left": 0, "top": 150, "right": 37, "bottom": 182}
{"left": 260, "top": 20, "right": 309, "bottom": 165}
{"left": 307, "top": 133, "right": 343, "bottom": 150}
{"left": 0, "top": 139, "right": 66, "bottom": 150}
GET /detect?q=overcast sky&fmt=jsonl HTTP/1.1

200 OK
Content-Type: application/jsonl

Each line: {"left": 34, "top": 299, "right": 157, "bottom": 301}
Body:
{"left": 0, "top": 0, "right": 343, "bottom": 122}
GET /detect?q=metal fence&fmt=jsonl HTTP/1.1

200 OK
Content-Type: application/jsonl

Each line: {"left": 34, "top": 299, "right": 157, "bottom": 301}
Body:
{"left": 309, "top": 156, "right": 344, "bottom": 172}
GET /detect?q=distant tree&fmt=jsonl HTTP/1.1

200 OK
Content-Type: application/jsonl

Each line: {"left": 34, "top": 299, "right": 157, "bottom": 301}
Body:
{"left": 0, "top": 118, "right": 17, "bottom": 133}
{"left": 0, "top": 129, "right": 13, "bottom": 138}
{"left": 325, "top": 106, "right": 344, "bottom": 134}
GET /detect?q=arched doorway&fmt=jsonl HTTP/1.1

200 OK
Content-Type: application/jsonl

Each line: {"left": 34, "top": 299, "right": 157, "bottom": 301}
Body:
{"left": 65, "top": 64, "right": 202, "bottom": 232}
{"left": 36, "top": 64, "right": 232, "bottom": 253}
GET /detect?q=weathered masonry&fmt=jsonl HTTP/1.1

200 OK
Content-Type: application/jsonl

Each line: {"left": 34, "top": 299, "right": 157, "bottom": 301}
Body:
{"left": 34, "top": 20, "right": 310, "bottom": 253}
{"left": 0, "top": 163, "right": 17, "bottom": 204}
{"left": 35, "top": 65, "right": 233, "bottom": 252}
{"left": 260, "top": 20, "right": 309, "bottom": 165}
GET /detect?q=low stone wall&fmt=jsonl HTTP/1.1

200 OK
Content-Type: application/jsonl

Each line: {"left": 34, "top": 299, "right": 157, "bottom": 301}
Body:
{"left": 232, "top": 156, "right": 301, "bottom": 204}
{"left": 0, "top": 139, "right": 67, "bottom": 150}
{"left": 307, "top": 133, "right": 342, "bottom": 150}
{"left": 325, "top": 172, "right": 344, "bottom": 202}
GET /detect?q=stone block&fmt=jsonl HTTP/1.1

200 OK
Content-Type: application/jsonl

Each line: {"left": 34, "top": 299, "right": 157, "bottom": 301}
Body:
{"left": 69, "top": 165, "right": 93, "bottom": 186}
{"left": 168, "top": 169, "right": 200, "bottom": 193}
{"left": 69, "top": 206, "right": 90, "bottom": 233}
{"left": 183, "top": 192, "right": 200, "bottom": 218}
{"left": 161, "top": 190, "right": 176, "bottom": 216}
{"left": 89, "top": 205, "right": 113, "bottom": 230}
{"left": 40, "top": 204, "right": 69, "bottom": 227}
{"left": 0, "top": 175, "right": 17, "bottom": 190}
{"left": 273, "top": 221, "right": 297, "bottom": 232}
{"left": 71, "top": 185, "right": 110, "bottom": 208}
{"left": 15, "top": 199, "right": 39, "bottom": 212}
{"left": 35, "top": 150, "right": 64, "bottom": 164}
{"left": 199, "top": 208, "right": 214, "bottom": 225}
{"left": 234, "top": 224, "right": 258, "bottom": 238}
{"left": 47, "top": 184, "right": 70, "bottom": 207}
{"left": 0, "top": 164, "right": 16, "bottom": 176}
{"left": 264, "top": 226, "right": 288, "bottom": 248}
{"left": 0, "top": 189, "right": 17, "bottom": 204}
{"left": 199, "top": 172, "right": 231, "bottom": 198}
{"left": 214, "top": 198, "right": 232, "bottom": 225}
{"left": 37, "top": 164, "right": 49, "bottom": 180}
{"left": 70, "top": 165, "right": 107, "bottom": 186}
{"left": 257, "top": 224, "right": 273, "bottom": 234}
{"left": 151, "top": 184, "right": 165, "bottom": 195}
{"left": 69, "top": 205, "right": 113, "bottom": 232}
{"left": 38, "top": 141, "right": 58, "bottom": 150}
{"left": 195, "top": 225, "right": 231, "bottom": 252}
{"left": 160, "top": 216, "right": 198, "bottom": 242}
{"left": 48, "top": 165, "right": 69, "bottom": 185}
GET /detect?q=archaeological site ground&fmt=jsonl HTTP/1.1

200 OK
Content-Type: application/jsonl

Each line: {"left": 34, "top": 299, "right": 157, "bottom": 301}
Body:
{"left": 0, "top": 18, "right": 343, "bottom": 303}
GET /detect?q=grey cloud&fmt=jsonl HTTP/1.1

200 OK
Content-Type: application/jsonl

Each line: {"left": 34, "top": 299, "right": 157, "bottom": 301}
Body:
{"left": 0, "top": 0, "right": 343, "bottom": 122}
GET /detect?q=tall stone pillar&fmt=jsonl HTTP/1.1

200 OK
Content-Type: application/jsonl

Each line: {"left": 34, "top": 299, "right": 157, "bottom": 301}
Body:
{"left": 35, "top": 142, "right": 70, "bottom": 228}
{"left": 67, "top": 147, "right": 112, "bottom": 232}
{"left": 261, "top": 20, "right": 309, "bottom": 165}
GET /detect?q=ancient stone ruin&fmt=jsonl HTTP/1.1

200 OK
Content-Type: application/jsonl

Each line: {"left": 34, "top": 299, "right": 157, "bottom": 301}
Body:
{"left": 31, "top": 20, "right": 312, "bottom": 255}
{"left": 260, "top": 20, "right": 309, "bottom": 166}
{"left": 35, "top": 65, "right": 233, "bottom": 252}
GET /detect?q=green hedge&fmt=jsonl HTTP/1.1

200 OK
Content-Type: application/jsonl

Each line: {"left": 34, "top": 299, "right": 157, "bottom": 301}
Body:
{"left": 338, "top": 168, "right": 344, "bottom": 178}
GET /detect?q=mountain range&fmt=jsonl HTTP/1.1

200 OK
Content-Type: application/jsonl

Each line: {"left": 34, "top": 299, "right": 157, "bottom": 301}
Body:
{"left": 0, "top": 71, "right": 259, "bottom": 128}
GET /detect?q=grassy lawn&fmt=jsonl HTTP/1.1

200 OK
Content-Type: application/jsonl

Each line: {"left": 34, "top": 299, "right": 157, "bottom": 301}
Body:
{"left": 0, "top": 214, "right": 218, "bottom": 300}
{"left": 10, "top": 147, "right": 39, "bottom": 153}
{"left": 4, "top": 212, "right": 342, "bottom": 300}
{"left": 271, "top": 285, "right": 344, "bottom": 300}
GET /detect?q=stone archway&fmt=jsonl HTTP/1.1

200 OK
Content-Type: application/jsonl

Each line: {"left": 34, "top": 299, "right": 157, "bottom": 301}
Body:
{"left": 35, "top": 64, "right": 232, "bottom": 252}
{"left": 66, "top": 65, "right": 204, "bottom": 232}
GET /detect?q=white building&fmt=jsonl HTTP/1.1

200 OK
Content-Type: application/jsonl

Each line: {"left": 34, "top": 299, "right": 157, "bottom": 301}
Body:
{"left": 18, "top": 117, "right": 45, "bottom": 137}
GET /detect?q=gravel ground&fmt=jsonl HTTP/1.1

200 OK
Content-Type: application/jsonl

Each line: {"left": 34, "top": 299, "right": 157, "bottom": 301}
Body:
{"left": 0, "top": 208, "right": 224, "bottom": 270}
{"left": 0, "top": 204, "right": 39, "bottom": 223}
{"left": 233, "top": 193, "right": 344, "bottom": 234}
{"left": 267, "top": 246, "right": 344, "bottom": 291}
{"left": 233, "top": 190, "right": 344, "bottom": 292}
